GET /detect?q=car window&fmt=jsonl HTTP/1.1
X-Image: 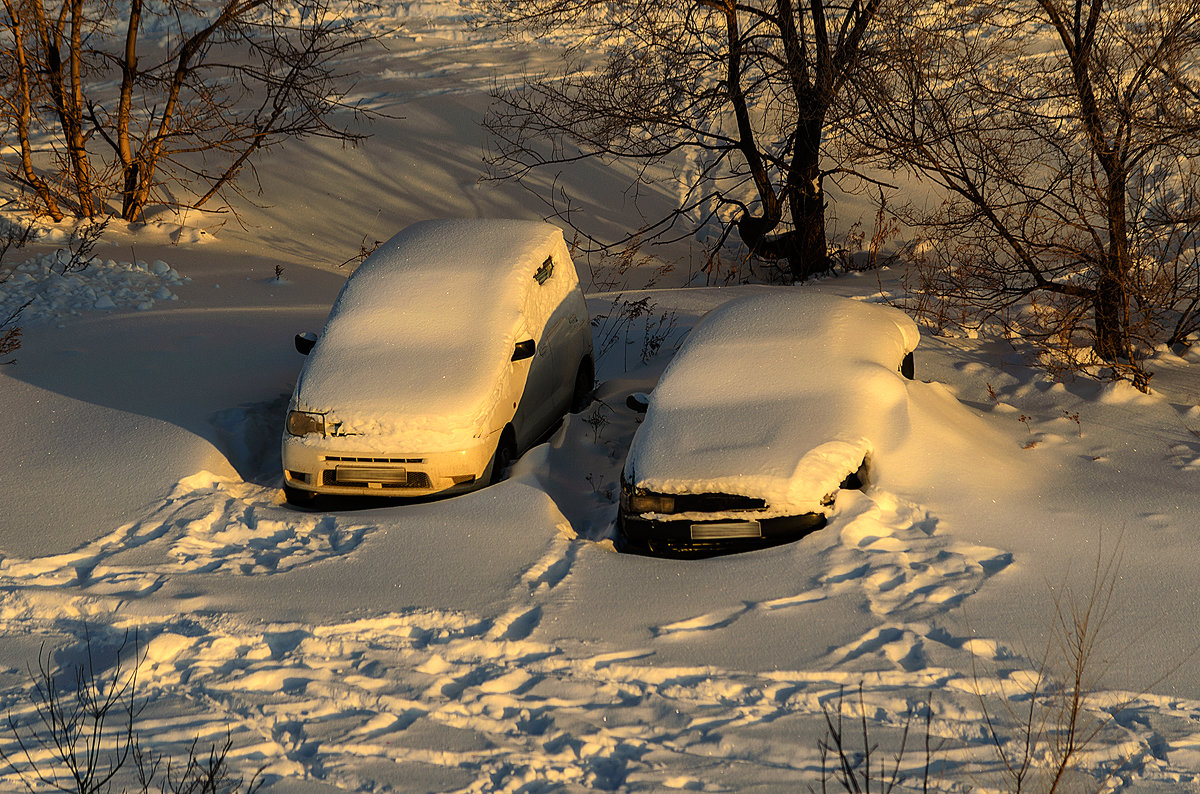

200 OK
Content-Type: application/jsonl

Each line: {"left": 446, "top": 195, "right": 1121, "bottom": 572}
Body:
{"left": 534, "top": 256, "right": 554, "bottom": 285}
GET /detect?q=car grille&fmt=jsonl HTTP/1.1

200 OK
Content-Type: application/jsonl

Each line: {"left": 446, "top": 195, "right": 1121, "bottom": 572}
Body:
{"left": 323, "top": 455, "right": 425, "bottom": 464}
{"left": 321, "top": 469, "right": 433, "bottom": 489}
{"left": 671, "top": 493, "right": 766, "bottom": 512}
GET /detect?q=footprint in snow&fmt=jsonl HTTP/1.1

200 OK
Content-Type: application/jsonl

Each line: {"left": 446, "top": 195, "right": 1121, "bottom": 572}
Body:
{"left": 519, "top": 536, "right": 577, "bottom": 595}
{"left": 132, "top": 471, "right": 373, "bottom": 575}
{"left": 0, "top": 471, "right": 374, "bottom": 592}
{"left": 826, "top": 624, "right": 930, "bottom": 673}
{"left": 655, "top": 604, "right": 751, "bottom": 637}
{"left": 24, "top": 603, "right": 1195, "bottom": 794}
{"left": 652, "top": 491, "right": 1012, "bottom": 640}
{"left": 821, "top": 492, "right": 1012, "bottom": 621}
{"left": 1167, "top": 441, "right": 1200, "bottom": 472}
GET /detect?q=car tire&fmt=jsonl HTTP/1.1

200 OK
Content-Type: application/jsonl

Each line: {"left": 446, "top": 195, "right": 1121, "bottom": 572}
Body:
{"left": 570, "top": 358, "right": 595, "bottom": 413}
{"left": 614, "top": 528, "right": 651, "bottom": 556}
{"left": 489, "top": 431, "right": 518, "bottom": 485}
{"left": 283, "top": 483, "right": 318, "bottom": 507}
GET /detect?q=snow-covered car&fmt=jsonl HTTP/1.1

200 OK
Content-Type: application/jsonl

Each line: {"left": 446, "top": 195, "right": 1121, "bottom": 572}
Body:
{"left": 617, "top": 291, "right": 918, "bottom": 555}
{"left": 282, "top": 219, "right": 593, "bottom": 504}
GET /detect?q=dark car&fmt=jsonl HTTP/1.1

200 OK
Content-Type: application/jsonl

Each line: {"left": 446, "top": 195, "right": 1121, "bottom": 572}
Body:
{"left": 617, "top": 291, "right": 918, "bottom": 556}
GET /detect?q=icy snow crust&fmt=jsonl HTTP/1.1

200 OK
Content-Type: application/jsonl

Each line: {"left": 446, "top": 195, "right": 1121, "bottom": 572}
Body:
{"left": 292, "top": 219, "right": 574, "bottom": 452}
{"left": 627, "top": 291, "right": 920, "bottom": 516}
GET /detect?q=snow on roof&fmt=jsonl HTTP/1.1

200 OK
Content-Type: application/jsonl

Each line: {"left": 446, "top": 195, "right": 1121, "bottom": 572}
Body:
{"left": 626, "top": 291, "right": 920, "bottom": 515}
{"left": 293, "top": 219, "right": 573, "bottom": 451}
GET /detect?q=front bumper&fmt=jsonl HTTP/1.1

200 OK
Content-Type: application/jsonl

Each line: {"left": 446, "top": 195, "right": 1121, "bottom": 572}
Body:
{"left": 281, "top": 436, "right": 494, "bottom": 498}
{"left": 617, "top": 509, "right": 827, "bottom": 557}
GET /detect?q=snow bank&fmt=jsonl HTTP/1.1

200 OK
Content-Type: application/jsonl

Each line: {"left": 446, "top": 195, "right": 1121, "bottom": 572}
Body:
{"left": 627, "top": 291, "right": 920, "bottom": 515}
{"left": 1, "top": 251, "right": 188, "bottom": 324}
{"left": 292, "top": 218, "right": 574, "bottom": 451}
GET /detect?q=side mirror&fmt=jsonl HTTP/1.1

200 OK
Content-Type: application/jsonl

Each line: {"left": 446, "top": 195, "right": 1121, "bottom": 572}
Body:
{"left": 626, "top": 392, "right": 650, "bottom": 413}
{"left": 295, "top": 332, "right": 318, "bottom": 355}
{"left": 512, "top": 339, "right": 536, "bottom": 361}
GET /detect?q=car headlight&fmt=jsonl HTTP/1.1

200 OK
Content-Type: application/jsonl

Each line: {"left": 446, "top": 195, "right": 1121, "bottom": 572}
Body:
{"left": 630, "top": 492, "right": 676, "bottom": 514}
{"left": 286, "top": 410, "right": 326, "bottom": 437}
{"left": 620, "top": 479, "right": 676, "bottom": 514}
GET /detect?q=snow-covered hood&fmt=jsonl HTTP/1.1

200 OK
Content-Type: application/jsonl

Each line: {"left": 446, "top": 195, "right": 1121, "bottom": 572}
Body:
{"left": 292, "top": 219, "right": 573, "bottom": 452}
{"left": 625, "top": 291, "right": 920, "bottom": 515}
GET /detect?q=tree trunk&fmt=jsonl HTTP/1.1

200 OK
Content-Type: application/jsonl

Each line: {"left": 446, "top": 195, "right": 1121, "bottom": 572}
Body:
{"left": 65, "top": 0, "right": 97, "bottom": 217}
{"left": 732, "top": 114, "right": 831, "bottom": 280}
{"left": 786, "top": 116, "right": 829, "bottom": 281}
{"left": 1092, "top": 159, "right": 1140, "bottom": 374}
{"left": 2, "top": 0, "right": 64, "bottom": 221}
{"left": 1093, "top": 266, "right": 1129, "bottom": 362}
{"left": 117, "top": 0, "right": 142, "bottom": 220}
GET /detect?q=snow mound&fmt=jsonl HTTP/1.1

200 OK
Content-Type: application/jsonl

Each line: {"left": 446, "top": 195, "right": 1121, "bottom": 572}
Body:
{"left": 1097, "top": 377, "right": 1161, "bottom": 405}
{"left": 1, "top": 252, "right": 189, "bottom": 324}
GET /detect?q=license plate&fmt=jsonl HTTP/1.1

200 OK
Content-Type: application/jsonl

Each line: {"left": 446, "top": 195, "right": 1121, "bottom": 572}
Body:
{"left": 335, "top": 466, "right": 407, "bottom": 484}
{"left": 690, "top": 520, "right": 762, "bottom": 540}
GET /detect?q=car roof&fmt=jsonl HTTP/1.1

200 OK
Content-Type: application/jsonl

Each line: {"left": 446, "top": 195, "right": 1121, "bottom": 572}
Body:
{"left": 294, "top": 219, "right": 574, "bottom": 450}
{"left": 627, "top": 290, "right": 920, "bottom": 513}
{"left": 664, "top": 290, "right": 918, "bottom": 383}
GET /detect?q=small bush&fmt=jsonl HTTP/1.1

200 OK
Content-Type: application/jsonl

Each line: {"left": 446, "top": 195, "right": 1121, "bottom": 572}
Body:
{"left": 0, "top": 628, "right": 260, "bottom": 794}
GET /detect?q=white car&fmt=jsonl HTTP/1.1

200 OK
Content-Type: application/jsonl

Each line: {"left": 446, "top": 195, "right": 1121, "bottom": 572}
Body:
{"left": 618, "top": 291, "right": 918, "bottom": 556}
{"left": 282, "top": 219, "right": 593, "bottom": 504}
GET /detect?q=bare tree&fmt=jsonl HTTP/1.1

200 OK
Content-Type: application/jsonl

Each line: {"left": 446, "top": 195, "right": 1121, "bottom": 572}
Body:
{"left": 0, "top": 0, "right": 379, "bottom": 223}
{"left": 0, "top": 217, "right": 35, "bottom": 364}
{"left": 0, "top": 305, "right": 22, "bottom": 363}
{"left": 1, "top": 628, "right": 261, "bottom": 794}
{"left": 862, "top": 0, "right": 1200, "bottom": 388}
{"left": 482, "top": 0, "right": 908, "bottom": 281}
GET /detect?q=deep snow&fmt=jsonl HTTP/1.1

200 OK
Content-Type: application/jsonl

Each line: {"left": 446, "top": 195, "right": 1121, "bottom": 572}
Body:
{"left": 4, "top": 2, "right": 1200, "bottom": 792}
